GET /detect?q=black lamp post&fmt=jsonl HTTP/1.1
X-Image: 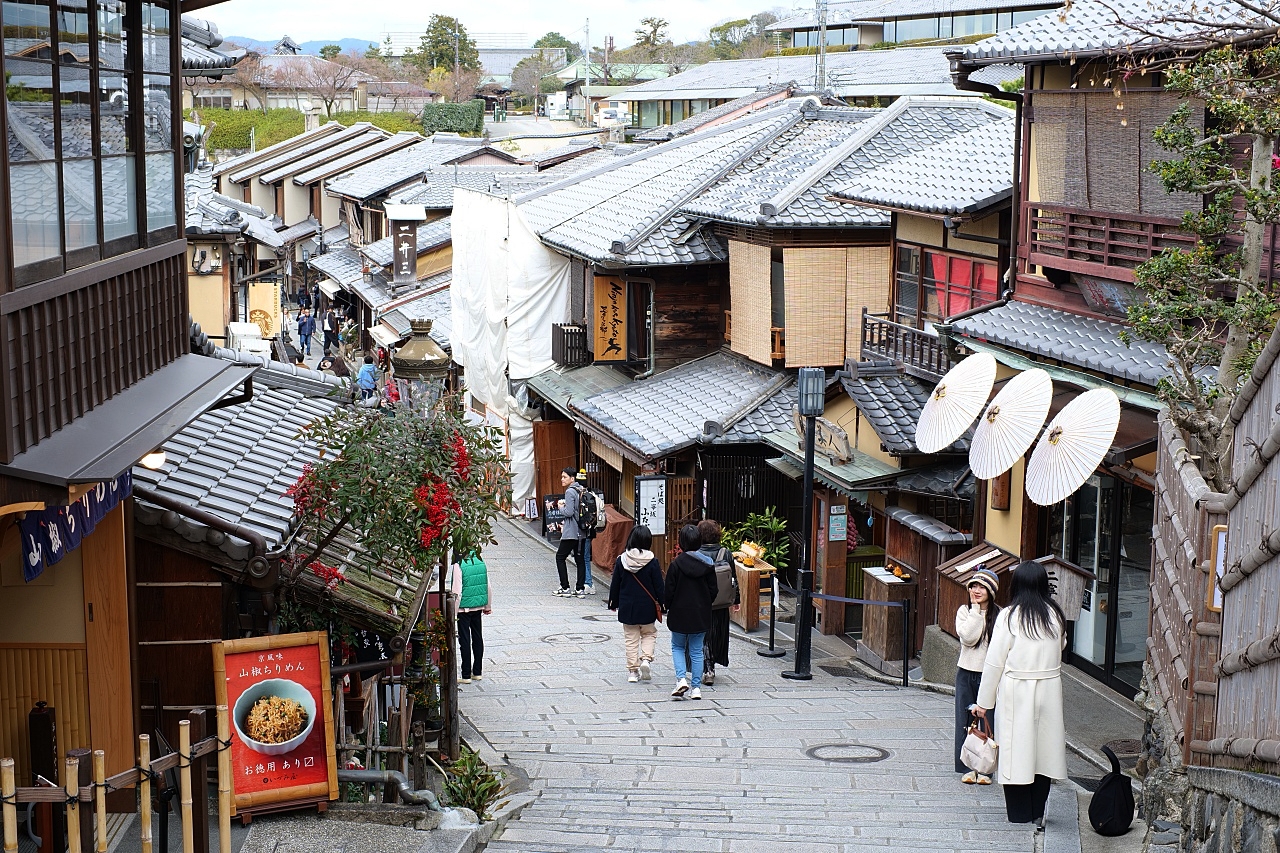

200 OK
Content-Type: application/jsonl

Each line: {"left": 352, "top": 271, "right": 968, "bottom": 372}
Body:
{"left": 783, "top": 367, "right": 825, "bottom": 681}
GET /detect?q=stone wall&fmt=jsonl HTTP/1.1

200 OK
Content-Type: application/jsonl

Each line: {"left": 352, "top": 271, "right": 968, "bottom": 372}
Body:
{"left": 1183, "top": 768, "right": 1280, "bottom": 853}
{"left": 1135, "top": 661, "right": 1191, "bottom": 850}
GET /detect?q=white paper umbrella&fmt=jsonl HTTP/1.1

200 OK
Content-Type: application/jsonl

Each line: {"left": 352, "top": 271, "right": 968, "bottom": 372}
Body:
{"left": 968, "top": 368, "right": 1053, "bottom": 480}
{"left": 914, "top": 352, "right": 997, "bottom": 454}
{"left": 1025, "top": 388, "right": 1122, "bottom": 506}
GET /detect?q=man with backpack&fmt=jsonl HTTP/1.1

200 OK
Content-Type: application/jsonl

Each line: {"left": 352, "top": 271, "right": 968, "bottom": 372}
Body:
{"left": 554, "top": 468, "right": 605, "bottom": 597}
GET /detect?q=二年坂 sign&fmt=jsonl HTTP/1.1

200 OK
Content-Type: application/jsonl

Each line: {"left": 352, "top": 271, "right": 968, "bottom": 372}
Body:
{"left": 214, "top": 632, "right": 338, "bottom": 816}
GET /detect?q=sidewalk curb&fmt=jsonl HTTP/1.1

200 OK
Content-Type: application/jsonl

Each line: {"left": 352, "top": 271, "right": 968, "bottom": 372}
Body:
{"left": 457, "top": 711, "right": 539, "bottom": 850}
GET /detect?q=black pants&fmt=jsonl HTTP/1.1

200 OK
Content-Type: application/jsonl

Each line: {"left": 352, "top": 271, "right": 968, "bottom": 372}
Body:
{"left": 457, "top": 610, "right": 484, "bottom": 678}
{"left": 1003, "top": 774, "right": 1052, "bottom": 823}
{"left": 556, "top": 537, "right": 582, "bottom": 590}
{"left": 954, "top": 667, "right": 986, "bottom": 772}
{"left": 323, "top": 331, "right": 338, "bottom": 352}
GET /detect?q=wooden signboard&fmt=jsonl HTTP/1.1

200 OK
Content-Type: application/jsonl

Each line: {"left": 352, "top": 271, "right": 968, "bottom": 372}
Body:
{"left": 1207, "top": 524, "right": 1228, "bottom": 613}
{"left": 213, "top": 632, "right": 338, "bottom": 818}
{"left": 635, "top": 475, "right": 667, "bottom": 536}
{"left": 247, "top": 282, "right": 281, "bottom": 339}
{"left": 593, "top": 275, "right": 628, "bottom": 362}
{"left": 392, "top": 220, "right": 418, "bottom": 286}
{"left": 792, "top": 407, "right": 853, "bottom": 464}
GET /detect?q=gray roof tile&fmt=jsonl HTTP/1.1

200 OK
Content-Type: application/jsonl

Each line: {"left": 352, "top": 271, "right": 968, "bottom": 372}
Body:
{"left": 842, "top": 366, "right": 971, "bottom": 454}
{"left": 309, "top": 245, "right": 366, "bottom": 286}
{"left": 228, "top": 123, "right": 385, "bottom": 184}
{"left": 885, "top": 505, "right": 971, "bottom": 545}
{"left": 359, "top": 216, "right": 452, "bottom": 267}
{"left": 569, "top": 352, "right": 788, "bottom": 460}
{"left": 326, "top": 139, "right": 517, "bottom": 200}
{"left": 717, "top": 382, "right": 797, "bottom": 445}
{"left": 635, "top": 84, "right": 793, "bottom": 142}
{"left": 380, "top": 278, "right": 453, "bottom": 349}
{"left": 951, "top": 300, "right": 1171, "bottom": 386}
{"left": 834, "top": 117, "right": 1015, "bottom": 215}
{"left": 292, "top": 132, "right": 423, "bottom": 185}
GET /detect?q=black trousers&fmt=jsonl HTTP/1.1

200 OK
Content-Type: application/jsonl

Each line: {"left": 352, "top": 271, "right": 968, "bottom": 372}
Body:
{"left": 1003, "top": 774, "right": 1052, "bottom": 823}
{"left": 457, "top": 610, "right": 484, "bottom": 678}
{"left": 556, "top": 537, "right": 582, "bottom": 590}
{"left": 954, "top": 667, "right": 986, "bottom": 772}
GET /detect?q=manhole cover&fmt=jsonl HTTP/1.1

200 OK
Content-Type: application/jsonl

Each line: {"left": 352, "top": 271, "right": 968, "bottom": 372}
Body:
{"left": 542, "top": 632, "right": 611, "bottom": 645}
{"left": 581, "top": 614, "right": 614, "bottom": 622}
{"left": 820, "top": 665, "right": 858, "bottom": 677}
{"left": 1104, "top": 739, "right": 1142, "bottom": 756}
{"left": 804, "top": 743, "right": 890, "bottom": 764}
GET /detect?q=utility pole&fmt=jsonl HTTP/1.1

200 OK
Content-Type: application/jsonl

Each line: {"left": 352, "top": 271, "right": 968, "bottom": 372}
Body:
{"left": 815, "top": 0, "right": 828, "bottom": 92}
{"left": 452, "top": 28, "right": 461, "bottom": 102}
{"left": 583, "top": 18, "right": 591, "bottom": 124}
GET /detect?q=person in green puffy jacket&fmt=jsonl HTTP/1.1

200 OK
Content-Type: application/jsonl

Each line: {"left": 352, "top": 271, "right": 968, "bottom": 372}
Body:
{"left": 449, "top": 551, "right": 493, "bottom": 684}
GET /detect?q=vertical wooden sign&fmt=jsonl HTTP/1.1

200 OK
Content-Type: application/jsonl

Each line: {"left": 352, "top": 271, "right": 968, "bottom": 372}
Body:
{"left": 593, "top": 276, "right": 628, "bottom": 362}
{"left": 634, "top": 475, "right": 667, "bottom": 536}
{"left": 392, "top": 221, "right": 418, "bottom": 286}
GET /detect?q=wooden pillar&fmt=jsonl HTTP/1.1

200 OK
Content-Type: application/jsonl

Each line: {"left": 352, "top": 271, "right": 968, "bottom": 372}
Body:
{"left": 81, "top": 504, "right": 135, "bottom": 811}
{"left": 815, "top": 489, "right": 849, "bottom": 636}
{"left": 67, "top": 749, "right": 93, "bottom": 853}
{"left": 187, "top": 711, "right": 210, "bottom": 853}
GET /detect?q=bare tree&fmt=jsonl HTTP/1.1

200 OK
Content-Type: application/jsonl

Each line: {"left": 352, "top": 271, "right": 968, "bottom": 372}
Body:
{"left": 228, "top": 49, "right": 273, "bottom": 113}
{"left": 512, "top": 50, "right": 562, "bottom": 106}
{"left": 290, "top": 55, "right": 366, "bottom": 116}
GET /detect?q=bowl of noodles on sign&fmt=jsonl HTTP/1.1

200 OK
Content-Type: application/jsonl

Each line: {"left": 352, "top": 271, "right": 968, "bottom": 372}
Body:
{"left": 232, "top": 678, "right": 316, "bottom": 756}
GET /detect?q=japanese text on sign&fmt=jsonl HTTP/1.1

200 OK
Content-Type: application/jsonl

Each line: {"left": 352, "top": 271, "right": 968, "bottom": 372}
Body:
{"left": 593, "top": 276, "right": 628, "bottom": 362}
{"left": 635, "top": 476, "right": 667, "bottom": 536}
{"left": 392, "top": 222, "right": 418, "bottom": 285}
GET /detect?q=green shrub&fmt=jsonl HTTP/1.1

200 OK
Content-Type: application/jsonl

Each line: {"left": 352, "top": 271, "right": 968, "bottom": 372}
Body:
{"left": 330, "top": 110, "right": 422, "bottom": 134}
{"left": 421, "top": 99, "right": 485, "bottom": 136}
{"left": 767, "top": 44, "right": 854, "bottom": 57}
{"left": 183, "top": 108, "right": 305, "bottom": 150}
{"left": 442, "top": 746, "right": 507, "bottom": 820}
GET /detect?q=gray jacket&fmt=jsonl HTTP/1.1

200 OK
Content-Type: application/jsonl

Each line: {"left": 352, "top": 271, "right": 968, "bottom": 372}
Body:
{"left": 560, "top": 485, "right": 581, "bottom": 540}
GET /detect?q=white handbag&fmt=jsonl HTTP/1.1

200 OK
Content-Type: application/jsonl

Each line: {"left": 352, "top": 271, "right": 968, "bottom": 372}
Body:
{"left": 961, "top": 716, "right": 998, "bottom": 776}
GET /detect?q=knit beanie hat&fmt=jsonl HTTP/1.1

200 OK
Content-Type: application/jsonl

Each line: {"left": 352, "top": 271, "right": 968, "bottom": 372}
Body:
{"left": 967, "top": 567, "right": 999, "bottom": 598}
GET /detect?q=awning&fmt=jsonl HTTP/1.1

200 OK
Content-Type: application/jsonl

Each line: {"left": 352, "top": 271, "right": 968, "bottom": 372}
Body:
{"left": 762, "top": 430, "right": 898, "bottom": 494}
{"left": 318, "top": 278, "right": 345, "bottom": 298}
{"left": 766, "top": 456, "right": 803, "bottom": 479}
{"left": 961, "top": 339, "right": 1162, "bottom": 411}
{"left": 526, "top": 364, "right": 629, "bottom": 418}
{"left": 884, "top": 506, "right": 971, "bottom": 546}
{"left": 0, "top": 355, "right": 255, "bottom": 487}
{"left": 369, "top": 323, "right": 404, "bottom": 349}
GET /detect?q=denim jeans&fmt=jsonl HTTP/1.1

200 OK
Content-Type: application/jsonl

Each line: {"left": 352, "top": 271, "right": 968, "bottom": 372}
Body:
{"left": 582, "top": 538, "right": 593, "bottom": 588}
{"left": 670, "top": 631, "right": 706, "bottom": 687}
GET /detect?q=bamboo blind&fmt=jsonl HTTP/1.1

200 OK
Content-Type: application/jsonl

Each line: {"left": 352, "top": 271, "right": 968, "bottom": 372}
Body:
{"left": 783, "top": 247, "right": 847, "bottom": 367}
{"left": 845, "top": 246, "right": 891, "bottom": 358}
{"left": 0, "top": 646, "right": 90, "bottom": 786}
{"left": 1085, "top": 95, "right": 1139, "bottom": 213}
{"left": 591, "top": 437, "right": 624, "bottom": 473}
{"left": 1032, "top": 92, "right": 1084, "bottom": 207}
{"left": 729, "top": 240, "right": 774, "bottom": 366}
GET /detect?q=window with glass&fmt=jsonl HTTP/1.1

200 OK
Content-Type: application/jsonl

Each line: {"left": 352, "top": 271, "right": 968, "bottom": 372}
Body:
{"left": 893, "top": 244, "right": 1000, "bottom": 328}
{"left": 893, "top": 16, "right": 939, "bottom": 42}
{"left": 4, "top": 0, "right": 178, "bottom": 283}
{"left": 952, "top": 12, "right": 997, "bottom": 37}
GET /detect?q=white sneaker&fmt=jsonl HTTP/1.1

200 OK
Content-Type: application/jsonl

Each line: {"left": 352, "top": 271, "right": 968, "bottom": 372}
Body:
{"left": 628, "top": 672, "right": 639, "bottom": 683}
{"left": 671, "top": 678, "right": 689, "bottom": 698}
{"left": 639, "top": 660, "right": 651, "bottom": 681}
{"left": 553, "top": 587, "right": 571, "bottom": 597}
{"left": 473, "top": 674, "right": 483, "bottom": 681}
{"left": 690, "top": 687, "right": 701, "bottom": 700}
{"left": 459, "top": 678, "right": 471, "bottom": 684}
{"left": 585, "top": 585, "right": 596, "bottom": 595}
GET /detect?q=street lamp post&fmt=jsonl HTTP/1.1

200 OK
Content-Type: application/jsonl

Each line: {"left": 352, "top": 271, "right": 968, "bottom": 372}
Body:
{"left": 783, "top": 367, "right": 825, "bottom": 681}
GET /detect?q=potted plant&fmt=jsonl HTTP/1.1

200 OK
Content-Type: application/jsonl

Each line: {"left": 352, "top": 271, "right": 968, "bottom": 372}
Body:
{"left": 408, "top": 609, "right": 449, "bottom": 735}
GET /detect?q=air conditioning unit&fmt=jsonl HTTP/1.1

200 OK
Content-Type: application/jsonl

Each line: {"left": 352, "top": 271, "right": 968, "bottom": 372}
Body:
{"left": 552, "top": 324, "right": 589, "bottom": 367}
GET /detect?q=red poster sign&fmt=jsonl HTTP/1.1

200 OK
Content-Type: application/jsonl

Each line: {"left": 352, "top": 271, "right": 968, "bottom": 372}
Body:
{"left": 214, "top": 632, "right": 338, "bottom": 815}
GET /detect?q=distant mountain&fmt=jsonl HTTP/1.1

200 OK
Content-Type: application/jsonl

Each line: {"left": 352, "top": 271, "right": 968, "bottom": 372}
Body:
{"left": 222, "top": 36, "right": 382, "bottom": 56}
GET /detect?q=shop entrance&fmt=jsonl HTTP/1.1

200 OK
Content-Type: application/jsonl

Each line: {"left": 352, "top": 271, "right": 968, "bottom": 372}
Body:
{"left": 1045, "top": 474, "right": 1153, "bottom": 697}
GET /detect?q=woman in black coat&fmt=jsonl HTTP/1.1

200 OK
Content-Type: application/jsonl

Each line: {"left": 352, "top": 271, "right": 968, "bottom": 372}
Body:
{"left": 664, "top": 525, "right": 718, "bottom": 700}
{"left": 607, "top": 525, "right": 665, "bottom": 683}
{"left": 697, "top": 519, "right": 739, "bottom": 685}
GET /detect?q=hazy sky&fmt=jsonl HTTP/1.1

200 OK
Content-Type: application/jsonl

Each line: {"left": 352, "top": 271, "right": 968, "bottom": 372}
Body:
{"left": 205, "top": 0, "right": 801, "bottom": 47}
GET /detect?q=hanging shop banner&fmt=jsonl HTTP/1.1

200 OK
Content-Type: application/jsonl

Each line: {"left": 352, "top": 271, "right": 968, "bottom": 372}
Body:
{"left": 592, "top": 275, "right": 628, "bottom": 362}
{"left": 214, "top": 632, "right": 339, "bottom": 817}
{"left": 635, "top": 475, "right": 667, "bottom": 536}
{"left": 18, "top": 471, "right": 132, "bottom": 582}
{"left": 248, "top": 281, "right": 282, "bottom": 339}
{"left": 392, "top": 220, "right": 418, "bottom": 286}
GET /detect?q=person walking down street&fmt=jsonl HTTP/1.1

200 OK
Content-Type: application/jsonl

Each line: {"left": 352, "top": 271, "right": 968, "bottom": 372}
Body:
{"left": 607, "top": 525, "right": 664, "bottom": 683}
{"left": 664, "top": 525, "right": 718, "bottom": 701}
{"left": 449, "top": 550, "right": 492, "bottom": 684}
{"left": 296, "top": 308, "right": 316, "bottom": 355}
{"left": 955, "top": 567, "right": 1001, "bottom": 784}
{"left": 355, "top": 355, "right": 379, "bottom": 402}
{"left": 297, "top": 286, "right": 311, "bottom": 310}
{"left": 973, "top": 561, "right": 1068, "bottom": 829}
{"left": 323, "top": 308, "right": 340, "bottom": 354}
{"left": 576, "top": 470, "right": 597, "bottom": 595}
{"left": 553, "top": 467, "right": 584, "bottom": 597}
{"left": 696, "top": 519, "right": 738, "bottom": 686}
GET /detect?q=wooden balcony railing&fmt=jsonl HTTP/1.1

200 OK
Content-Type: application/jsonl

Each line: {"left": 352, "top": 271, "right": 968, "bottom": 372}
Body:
{"left": 1022, "top": 201, "right": 1195, "bottom": 282}
{"left": 860, "top": 310, "right": 949, "bottom": 381}
{"left": 724, "top": 311, "right": 785, "bottom": 361}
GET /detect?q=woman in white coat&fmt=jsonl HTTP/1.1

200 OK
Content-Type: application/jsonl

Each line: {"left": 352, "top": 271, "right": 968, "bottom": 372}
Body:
{"left": 973, "top": 560, "right": 1067, "bottom": 828}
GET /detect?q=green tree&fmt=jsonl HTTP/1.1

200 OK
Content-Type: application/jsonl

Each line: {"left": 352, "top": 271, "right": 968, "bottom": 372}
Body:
{"left": 534, "top": 31, "right": 580, "bottom": 62}
{"left": 633, "top": 16, "right": 670, "bottom": 60}
{"left": 406, "top": 15, "right": 481, "bottom": 76}
{"left": 709, "top": 18, "right": 751, "bottom": 59}
{"left": 318, "top": 44, "right": 341, "bottom": 60}
{"left": 511, "top": 50, "right": 563, "bottom": 105}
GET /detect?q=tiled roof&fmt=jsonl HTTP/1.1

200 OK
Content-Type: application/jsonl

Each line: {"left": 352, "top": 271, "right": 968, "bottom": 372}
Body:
{"left": 185, "top": 162, "right": 279, "bottom": 244}
{"left": 893, "top": 461, "right": 976, "bottom": 500}
{"left": 523, "top": 140, "right": 602, "bottom": 166}
{"left": 768, "top": 0, "right": 1052, "bottom": 29}
{"left": 388, "top": 166, "right": 537, "bottom": 210}
{"left": 275, "top": 217, "right": 320, "bottom": 244}
{"left": 292, "top": 132, "right": 423, "bottom": 186}
{"left": 381, "top": 275, "right": 453, "bottom": 350}
{"left": 214, "top": 122, "right": 347, "bottom": 177}
{"left": 885, "top": 505, "right": 971, "bottom": 545}
{"left": 834, "top": 117, "right": 1014, "bottom": 215}
{"left": 360, "top": 216, "right": 452, "bottom": 267}
{"left": 718, "top": 381, "right": 797, "bottom": 445}
{"left": 325, "top": 140, "right": 514, "bottom": 200}
{"left": 952, "top": 299, "right": 1171, "bottom": 386}
{"left": 256, "top": 126, "right": 391, "bottom": 184}
{"left": 618, "top": 47, "right": 1012, "bottom": 102}
{"left": 684, "top": 96, "right": 1011, "bottom": 229}
{"left": 955, "top": 0, "right": 1263, "bottom": 64}
{"left": 527, "top": 364, "right": 632, "bottom": 417}
{"left": 841, "top": 365, "right": 971, "bottom": 454}
{"left": 569, "top": 351, "right": 790, "bottom": 461}
{"left": 635, "top": 85, "right": 793, "bottom": 142}
{"left": 517, "top": 109, "right": 797, "bottom": 266}
{"left": 309, "top": 245, "right": 365, "bottom": 286}
{"left": 181, "top": 38, "right": 240, "bottom": 72}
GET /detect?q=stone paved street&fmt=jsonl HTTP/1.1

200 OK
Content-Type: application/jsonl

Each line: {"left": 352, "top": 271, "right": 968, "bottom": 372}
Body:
{"left": 459, "top": 522, "right": 1050, "bottom": 852}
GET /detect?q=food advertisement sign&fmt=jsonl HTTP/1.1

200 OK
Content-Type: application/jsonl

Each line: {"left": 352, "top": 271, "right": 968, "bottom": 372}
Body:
{"left": 213, "top": 632, "right": 338, "bottom": 815}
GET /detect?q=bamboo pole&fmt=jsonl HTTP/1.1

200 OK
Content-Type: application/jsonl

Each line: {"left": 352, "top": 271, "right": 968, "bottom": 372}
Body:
{"left": 92, "top": 751, "right": 107, "bottom": 853}
{"left": 216, "top": 706, "right": 232, "bottom": 853}
{"left": 65, "top": 755, "right": 81, "bottom": 853}
{"left": 2, "top": 758, "right": 17, "bottom": 853}
{"left": 139, "top": 735, "right": 153, "bottom": 853}
{"left": 179, "top": 720, "right": 194, "bottom": 853}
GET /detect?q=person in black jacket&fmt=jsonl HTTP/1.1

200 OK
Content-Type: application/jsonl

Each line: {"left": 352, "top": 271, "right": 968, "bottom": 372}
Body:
{"left": 697, "top": 519, "right": 739, "bottom": 686}
{"left": 607, "top": 525, "right": 664, "bottom": 683}
{"left": 664, "top": 524, "right": 718, "bottom": 700}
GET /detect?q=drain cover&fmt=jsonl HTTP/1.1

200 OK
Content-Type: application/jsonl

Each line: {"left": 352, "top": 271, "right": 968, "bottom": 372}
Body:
{"left": 1070, "top": 775, "right": 1103, "bottom": 792}
{"left": 820, "top": 665, "right": 858, "bottom": 677}
{"left": 541, "top": 632, "right": 611, "bottom": 645}
{"left": 1104, "top": 739, "right": 1142, "bottom": 756}
{"left": 581, "top": 614, "right": 614, "bottom": 622}
{"left": 804, "top": 743, "right": 890, "bottom": 763}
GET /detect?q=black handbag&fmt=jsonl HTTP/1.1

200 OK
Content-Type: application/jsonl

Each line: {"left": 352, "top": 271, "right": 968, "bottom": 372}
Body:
{"left": 1088, "top": 745, "right": 1135, "bottom": 836}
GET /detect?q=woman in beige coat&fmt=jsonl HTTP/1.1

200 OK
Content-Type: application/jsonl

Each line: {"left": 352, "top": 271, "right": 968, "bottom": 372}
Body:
{"left": 973, "top": 561, "right": 1067, "bottom": 829}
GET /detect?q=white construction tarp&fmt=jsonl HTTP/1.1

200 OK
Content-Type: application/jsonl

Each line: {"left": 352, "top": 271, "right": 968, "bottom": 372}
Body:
{"left": 452, "top": 187, "right": 571, "bottom": 505}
